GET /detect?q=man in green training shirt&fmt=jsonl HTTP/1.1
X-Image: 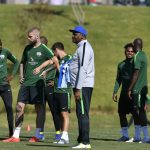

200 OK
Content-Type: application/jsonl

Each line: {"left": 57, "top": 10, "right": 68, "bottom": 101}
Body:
{"left": 0, "top": 38, "right": 19, "bottom": 137}
{"left": 2, "top": 27, "right": 58, "bottom": 143}
{"left": 127, "top": 38, "right": 150, "bottom": 143}
{"left": 113, "top": 43, "right": 135, "bottom": 141}
{"left": 30, "top": 36, "right": 61, "bottom": 142}
{"left": 33, "top": 42, "right": 72, "bottom": 144}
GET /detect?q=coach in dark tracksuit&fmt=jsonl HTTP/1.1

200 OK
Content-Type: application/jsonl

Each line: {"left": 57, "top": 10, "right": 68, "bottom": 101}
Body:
{"left": 69, "top": 26, "right": 95, "bottom": 149}
{"left": 0, "top": 39, "right": 19, "bottom": 137}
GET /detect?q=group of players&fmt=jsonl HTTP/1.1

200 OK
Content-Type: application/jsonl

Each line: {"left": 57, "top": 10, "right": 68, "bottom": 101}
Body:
{"left": 113, "top": 38, "right": 150, "bottom": 143}
{"left": 0, "top": 26, "right": 95, "bottom": 149}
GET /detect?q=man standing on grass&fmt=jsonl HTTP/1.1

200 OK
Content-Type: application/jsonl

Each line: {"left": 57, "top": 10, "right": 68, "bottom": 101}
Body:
{"left": 2, "top": 27, "right": 58, "bottom": 143}
{"left": 113, "top": 43, "right": 135, "bottom": 141}
{"left": 69, "top": 26, "right": 95, "bottom": 149}
{"left": 127, "top": 38, "right": 150, "bottom": 143}
{"left": 29, "top": 36, "right": 61, "bottom": 142}
{"left": 0, "top": 38, "right": 19, "bottom": 137}
{"left": 33, "top": 42, "right": 72, "bottom": 144}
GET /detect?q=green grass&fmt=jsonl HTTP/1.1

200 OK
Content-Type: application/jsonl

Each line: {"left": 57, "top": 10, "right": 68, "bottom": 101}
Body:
{"left": 0, "top": 112, "right": 150, "bottom": 150}
{"left": 0, "top": 5, "right": 150, "bottom": 111}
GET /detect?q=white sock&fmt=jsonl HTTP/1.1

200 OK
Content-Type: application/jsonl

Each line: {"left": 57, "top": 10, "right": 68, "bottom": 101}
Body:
{"left": 35, "top": 128, "right": 41, "bottom": 138}
{"left": 13, "top": 127, "right": 21, "bottom": 138}
{"left": 61, "top": 131, "right": 69, "bottom": 141}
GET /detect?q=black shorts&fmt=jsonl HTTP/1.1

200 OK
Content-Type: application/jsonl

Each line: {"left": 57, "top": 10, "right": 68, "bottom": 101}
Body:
{"left": 18, "top": 85, "right": 45, "bottom": 104}
{"left": 54, "top": 92, "right": 71, "bottom": 113}
{"left": 131, "top": 93, "right": 146, "bottom": 112}
{"left": 118, "top": 93, "right": 133, "bottom": 114}
{"left": 0, "top": 84, "right": 11, "bottom": 94}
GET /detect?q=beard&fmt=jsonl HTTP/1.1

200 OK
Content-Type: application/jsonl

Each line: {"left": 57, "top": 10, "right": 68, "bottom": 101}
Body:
{"left": 28, "top": 40, "right": 36, "bottom": 45}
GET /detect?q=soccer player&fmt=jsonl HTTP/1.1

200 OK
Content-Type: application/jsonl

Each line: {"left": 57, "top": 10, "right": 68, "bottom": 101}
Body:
{"left": 2, "top": 27, "right": 58, "bottom": 142}
{"left": 29, "top": 36, "right": 61, "bottom": 142}
{"left": 0, "top": 38, "right": 19, "bottom": 137}
{"left": 33, "top": 42, "right": 72, "bottom": 144}
{"left": 127, "top": 38, "right": 150, "bottom": 143}
{"left": 113, "top": 43, "right": 135, "bottom": 141}
{"left": 69, "top": 26, "right": 95, "bottom": 149}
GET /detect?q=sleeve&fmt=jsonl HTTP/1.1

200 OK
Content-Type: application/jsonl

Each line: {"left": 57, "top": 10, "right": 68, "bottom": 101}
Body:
{"left": 75, "top": 43, "right": 91, "bottom": 89}
{"left": 42, "top": 44, "right": 54, "bottom": 59}
{"left": 134, "top": 53, "right": 141, "bottom": 70}
{"left": 7, "top": 50, "right": 20, "bottom": 76}
{"left": 113, "top": 64, "right": 121, "bottom": 94}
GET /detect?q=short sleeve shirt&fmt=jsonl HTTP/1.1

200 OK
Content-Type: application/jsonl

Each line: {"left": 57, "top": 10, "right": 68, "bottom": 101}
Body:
{"left": 0, "top": 48, "right": 19, "bottom": 85}
{"left": 132, "top": 50, "right": 148, "bottom": 94}
{"left": 21, "top": 44, "right": 54, "bottom": 86}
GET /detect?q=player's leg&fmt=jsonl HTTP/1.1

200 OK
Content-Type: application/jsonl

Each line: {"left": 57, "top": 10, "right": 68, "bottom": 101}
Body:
{"left": 2, "top": 86, "right": 27, "bottom": 142}
{"left": 46, "top": 85, "right": 61, "bottom": 141}
{"left": 72, "top": 87, "right": 92, "bottom": 149}
{"left": 29, "top": 82, "right": 46, "bottom": 142}
{"left": 56, "top": 93, "right": 70, "bottom": 144}
{"left": 1, "top": 84, "right": 14, "bottom": 137}
{"left": 139, "top": 93, "right": 150, "bottom": 143}
{"left": 130, "top": 93, "right": 141, "bottom": 142}
{"left": 117, "top": 93, "right": 129, "bottom": 141}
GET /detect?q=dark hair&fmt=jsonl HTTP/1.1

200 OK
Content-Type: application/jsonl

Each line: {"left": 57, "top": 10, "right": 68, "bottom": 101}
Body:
{"left": 124, "top": 43, "right": 134, "bottom": 50}
{"left": 133, "top": 38, "right": 143, "bottom": 50}
{"left": 51, "top": 42, "right": 64, "bottom": 51}
{"left": 40, "top": 36, "right": 48, "bottom": 46}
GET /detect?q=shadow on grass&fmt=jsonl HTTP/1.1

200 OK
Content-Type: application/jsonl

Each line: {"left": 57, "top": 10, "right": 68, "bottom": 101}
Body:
{"left": 90, "top": 137, "right": 117, "bottom": 141}
{"left": 26, "top": 143, "right": 70, "bottom": 148}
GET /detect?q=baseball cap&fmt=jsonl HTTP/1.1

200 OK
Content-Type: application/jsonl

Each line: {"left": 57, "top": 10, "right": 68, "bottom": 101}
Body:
{"left": 69, "top": 25, "right": 87, "bottom": 36}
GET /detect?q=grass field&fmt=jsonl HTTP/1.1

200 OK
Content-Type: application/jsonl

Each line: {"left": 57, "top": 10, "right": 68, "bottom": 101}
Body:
{"left": 0, "top": 112, "right": 150, "bottom": 150}
{"left": 1, "top": 4, "right": 150, "bottom": 150}
{"left": 1, "top": 4, "right": 150, "bottom": 112}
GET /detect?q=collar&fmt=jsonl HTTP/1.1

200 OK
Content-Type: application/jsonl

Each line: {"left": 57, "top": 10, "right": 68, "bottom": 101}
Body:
{"left": 77, "top": 40, "right": 87, "bottom": 47}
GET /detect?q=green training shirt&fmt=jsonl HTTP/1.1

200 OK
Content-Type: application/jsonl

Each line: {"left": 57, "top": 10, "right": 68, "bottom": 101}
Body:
{"left": 21, "top": 44, "right": 54, "bottom": 86}
{"left": 54, "top": 54, "right": 72, "bottom": 94}
{"left": 45, "top": 65, "right": 56, "bottom": 83}
{"left": 113, "top": 58, "right": 134, "bottom": 94}
{"left": 132, "top": 50, "right": 148, "bottom": 94}
{"left": 0, "top": 48, "right": 19, "bottom": 85}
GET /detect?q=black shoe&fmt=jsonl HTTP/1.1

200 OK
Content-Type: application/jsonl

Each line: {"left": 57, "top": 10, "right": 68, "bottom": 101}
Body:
{"left": 117, "top": 136, "right": 129, "bottom": 142}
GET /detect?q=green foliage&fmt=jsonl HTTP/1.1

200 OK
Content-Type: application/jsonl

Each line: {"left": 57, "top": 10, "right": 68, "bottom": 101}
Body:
{"left": 0, "top": 5, "right": 150, "bottom": 112}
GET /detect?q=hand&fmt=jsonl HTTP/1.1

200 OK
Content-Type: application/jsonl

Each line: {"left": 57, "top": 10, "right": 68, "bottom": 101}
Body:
{"left": 127, "top": 90, "right": 132, "bottom": 99}
{"left": 39, "top": 71, "right": 47, "bottom": 78}
{"left": 33, "top": 67, "right": 41, "bottom": 75}
{"left": 144, "top": 104, "right": 148, "bottom": 111}
{"left": 47, "top": 80, "right": 54, "bottom": 86}
{"left": 112, "top": 93, "right": 117, "bottom": 102}
{"left": 74, "top": 89, "right": 81, "bottom": 102}
{"left": 6, "top": 75, "right": 13, "bottom": 82}
{"left": 20, "top": 76, "right": 24, "bottom": 84}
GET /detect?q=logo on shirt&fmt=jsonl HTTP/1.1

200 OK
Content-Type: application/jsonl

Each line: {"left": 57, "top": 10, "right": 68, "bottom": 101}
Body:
{"left": 30, "top": 57, "right": 34, "bottom": 61}
{"left": 0, "top": 55, "right": 5, "bottom": 60}
{"left": 36, "top": 52, "right": 42, "bottom": 57}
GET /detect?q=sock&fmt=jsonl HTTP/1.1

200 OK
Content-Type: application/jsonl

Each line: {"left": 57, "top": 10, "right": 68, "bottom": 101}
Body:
{"left": 142, "top": 126, "right": 149, "bottom": 141}
{"left": 56, "top": 131, "right": 61, "bottom": 135}
{"left": 35, "top": 128, "right": 41, "bottom": 138}
{"left": 61, "top": 131, "right": 69, "bottom": 141}
{"left": 121, "top": 127, "right": 129, "bottom": 137}
{"left": 134, "top": 125, "right": 141, "bottom": 140}
{"left": 13, "top": 127, "right": 21, "bottom": 138}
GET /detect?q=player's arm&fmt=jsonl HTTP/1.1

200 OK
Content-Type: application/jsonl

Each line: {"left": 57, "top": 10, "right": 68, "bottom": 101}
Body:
{"left": 6, "top": 50, "right": 20, "bottom": 82}
{"left": 39, "top": 64, "right": 56, "bottom": 78}
{"left": 51, "top": 56, "right": 60, "bottom": 71}
{"left": 127, "top": 69, "right": 139, "bottom": 99}
{"left": 112, "top": 65, "right": 121, "bottom": 102}
{"left": 33, "top": 59, "right": 53, "bottom": 75}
